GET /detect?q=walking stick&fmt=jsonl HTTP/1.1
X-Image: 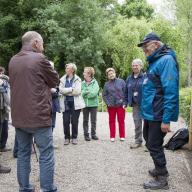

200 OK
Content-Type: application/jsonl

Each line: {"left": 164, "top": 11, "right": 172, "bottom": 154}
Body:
{"left": 32, "top": 140, "right": 38, "bottom": 162}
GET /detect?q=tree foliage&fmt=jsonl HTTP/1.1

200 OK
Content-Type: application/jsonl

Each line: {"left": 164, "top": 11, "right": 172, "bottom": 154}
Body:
{"left": 116, "top": 0, "right": 154, "bottom": 19}
{"left": 37, "top": 0, "right": 108, "bottom": 81}
{"left": 104, "top": 17, "right": 149, "bottom": 79}
{"left": 0, "top": 0, "right": 188, "bottom": 87}
{"left": 170, "top": 0, "right": 192, "bottom": 86}
{"left": 0, "top": 0, "right": 52, "bottom": 69}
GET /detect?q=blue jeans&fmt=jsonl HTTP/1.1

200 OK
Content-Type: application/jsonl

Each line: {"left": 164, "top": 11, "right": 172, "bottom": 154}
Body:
{"left": 16, "top": 127, "right": 57, "bottom": 192}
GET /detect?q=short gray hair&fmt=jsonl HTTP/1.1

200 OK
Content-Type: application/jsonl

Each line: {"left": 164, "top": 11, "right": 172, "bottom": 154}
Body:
{"left": 22, "top": 31, "right": 42, "bottom": 46}
{"left": 65, "top": 63, "right": 77, "bottom": 73}
{"left": 132, "top": 59, "right": 143, "bottom": 68}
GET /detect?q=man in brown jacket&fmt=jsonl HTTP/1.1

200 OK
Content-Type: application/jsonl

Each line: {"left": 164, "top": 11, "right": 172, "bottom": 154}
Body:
{"left": 9, "top": 31, "right": 59, "bottom": 192}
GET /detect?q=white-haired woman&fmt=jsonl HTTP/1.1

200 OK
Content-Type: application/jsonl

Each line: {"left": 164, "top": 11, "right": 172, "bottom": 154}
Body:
{"left": 125, "top": 59, "right": 144, "bottom": 149}
{"left": 59, "top": 63, "right": 85, "bottom": 145}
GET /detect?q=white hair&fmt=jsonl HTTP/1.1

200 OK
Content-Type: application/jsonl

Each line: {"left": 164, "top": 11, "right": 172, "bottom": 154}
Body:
{"left": 132, "top": 59, "right": 143, "bottom": 68}
{"left": 65, "top": 63, "right": 77, "bottom": 73}
{"left": 22, "top": 31, "right": 42, "bottom": 46}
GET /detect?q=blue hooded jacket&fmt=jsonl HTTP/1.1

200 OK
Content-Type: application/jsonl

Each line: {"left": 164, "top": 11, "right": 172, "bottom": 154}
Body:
{"left": 141, "top": 45, "right": 179, "bottom": 123}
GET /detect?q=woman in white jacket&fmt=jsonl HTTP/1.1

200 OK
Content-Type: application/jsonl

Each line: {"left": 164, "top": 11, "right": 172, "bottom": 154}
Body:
{"left": 59, "top": 63, "right": 85, "bottom": 145}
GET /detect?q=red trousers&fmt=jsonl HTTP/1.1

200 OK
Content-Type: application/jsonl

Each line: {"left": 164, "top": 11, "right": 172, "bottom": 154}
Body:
{"left": 108, "top": 106, "right": 125, "bottom": 138}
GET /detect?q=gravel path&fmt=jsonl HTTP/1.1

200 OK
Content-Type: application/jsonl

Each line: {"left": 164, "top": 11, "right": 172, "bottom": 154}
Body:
{"left": 0, "top": 112, "right": 191, "bottom": 192}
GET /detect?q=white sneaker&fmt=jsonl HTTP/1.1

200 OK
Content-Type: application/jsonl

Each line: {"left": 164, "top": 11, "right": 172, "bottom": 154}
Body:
{"left": 110, "top": 138, "right": 115, "bottom": 142}
{"left": 120, "top": 138, "right": 125, "bottom": 141}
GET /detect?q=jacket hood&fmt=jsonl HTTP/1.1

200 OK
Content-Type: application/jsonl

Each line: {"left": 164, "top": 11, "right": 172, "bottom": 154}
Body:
{"left": 147, "top": 44, "right": 177, "bottom": 65}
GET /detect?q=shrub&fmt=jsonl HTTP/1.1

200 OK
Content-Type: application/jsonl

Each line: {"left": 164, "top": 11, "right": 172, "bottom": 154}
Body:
{"left": 179, "top": 87, "right": 192, "bottom": 126}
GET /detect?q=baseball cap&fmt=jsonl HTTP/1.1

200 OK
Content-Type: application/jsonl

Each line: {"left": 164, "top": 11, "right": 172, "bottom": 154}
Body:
{"left": 137, "top": 32, "right": 161, "bottom": 47}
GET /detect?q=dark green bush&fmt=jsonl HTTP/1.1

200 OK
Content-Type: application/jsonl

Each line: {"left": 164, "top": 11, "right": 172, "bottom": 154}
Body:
{"left": 179, "top": 87, "right": 192, "bottom": 126}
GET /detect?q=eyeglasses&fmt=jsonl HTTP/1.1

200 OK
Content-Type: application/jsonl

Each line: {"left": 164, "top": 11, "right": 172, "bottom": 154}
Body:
{"left": 142, "top": 41, "right": 156, "bottom": 50}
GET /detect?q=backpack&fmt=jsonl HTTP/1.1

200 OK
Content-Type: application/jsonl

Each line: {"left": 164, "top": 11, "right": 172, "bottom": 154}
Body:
{"left": 164, "top": 128, "right": 189, "bottom": 151}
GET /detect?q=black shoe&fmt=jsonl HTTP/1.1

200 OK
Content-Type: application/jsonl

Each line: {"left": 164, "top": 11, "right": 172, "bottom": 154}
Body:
{"left": 143, "top": 176, "right": 169, "bottom": 190}
{"left": 92, "top": 135, "right": 99, "bottom": 140}
{"left": 85, "top": 136, "right": 91, "bottom": 141}
{"left": 149, "top": 168, "right": 169, "bottom": 177}
{"left": 0, "top": 164, "right": 11, "bottom": 174}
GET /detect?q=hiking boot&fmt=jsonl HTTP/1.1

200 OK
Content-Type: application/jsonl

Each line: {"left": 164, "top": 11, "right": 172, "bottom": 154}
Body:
{"left": 85, "top": 135, "right": 91, "bottom": 141}
{"left": 64, "top": 139, "right": 70, "bottom": 145}
{"left": 143, "top": 176, "right": 169, "bottom": 190}
{"left": 0, "top": 147, "right": 12, "bottom": 152}
{"left": 72, "top": 138, "right": 78, "bottom": 145}
{"left": 92, "top": 135, "right": 99, "bottom": 140}
{"left": 149, "top": 167, "right": 169, "bottom": 177}
{"left": 130, "top": 143, "right": 142, "bottom": 149}
{"left": 0, "top": 164, "right": 11, "bottom": 174}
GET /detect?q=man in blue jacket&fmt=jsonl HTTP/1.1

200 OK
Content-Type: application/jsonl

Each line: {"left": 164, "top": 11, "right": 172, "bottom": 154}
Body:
{"left": 138, "top": 32, "right": 179, "bottom": 190}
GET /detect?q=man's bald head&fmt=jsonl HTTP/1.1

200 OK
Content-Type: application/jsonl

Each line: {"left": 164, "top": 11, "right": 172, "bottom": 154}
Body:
{"left": 22, "top": 31, "right": 44, "bottom": 53}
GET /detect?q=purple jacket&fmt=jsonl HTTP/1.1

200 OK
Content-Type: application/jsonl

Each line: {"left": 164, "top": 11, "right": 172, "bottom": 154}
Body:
{"left": 102, "top": 78, "right": 126, "bottom": 107}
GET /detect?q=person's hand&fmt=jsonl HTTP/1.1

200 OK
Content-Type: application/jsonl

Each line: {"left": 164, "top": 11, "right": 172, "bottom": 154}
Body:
{"left": 50, "top": 88, "right": 57, "bottom": 93}
{"left": 161, "top": 123, "right": 171, "bottom": 133}
{"left": 123, "top": 105, "right": 126, "bottom": 109}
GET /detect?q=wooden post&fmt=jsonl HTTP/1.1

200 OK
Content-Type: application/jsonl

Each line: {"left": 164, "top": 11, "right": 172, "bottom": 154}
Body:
{"left": 189, "top": 91, "right": 192, "bottom": 150}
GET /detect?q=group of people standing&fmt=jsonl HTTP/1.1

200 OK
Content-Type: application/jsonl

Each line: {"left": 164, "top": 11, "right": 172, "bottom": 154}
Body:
{"left": 0, "top": 30, "right": 179, "bottom": 191}
{"left": 54, "top": 59, "right": 144, "bottom": 147}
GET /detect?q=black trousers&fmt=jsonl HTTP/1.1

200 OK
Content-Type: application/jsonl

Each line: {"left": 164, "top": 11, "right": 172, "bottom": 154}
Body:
{"left": 63, "top": 109, "right": 81, "bottom": 139}
{"left": 143, "top": 120, "right": 166, "bottom": 169}
{"left": 83, "top": 107, "right": 97, "bottom": 137}
{"left": 0, "top": 119, "right": 8, "bottom": 149}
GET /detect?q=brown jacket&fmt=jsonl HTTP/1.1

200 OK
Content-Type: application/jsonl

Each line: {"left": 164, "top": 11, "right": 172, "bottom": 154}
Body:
{"left": 9, "top": 45, "right": 59, "bottom": 128}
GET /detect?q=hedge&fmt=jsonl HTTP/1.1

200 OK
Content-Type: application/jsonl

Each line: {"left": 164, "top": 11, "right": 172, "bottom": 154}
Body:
{"left": 179, "top": 87, "right": 192, "bottom": 126}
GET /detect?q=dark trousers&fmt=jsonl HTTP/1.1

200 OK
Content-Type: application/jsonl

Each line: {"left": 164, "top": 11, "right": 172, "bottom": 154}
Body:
{"left": 83, "top": 107, "right": 97, "bottom": 137}
{"left": 0, "top": 119, "right": 8, "bottom": 149}
{"left": 51, "top": 112, "right": 56, "bottom": 131}
{"left": 143, "top": 120, "right": 166, "bottom": 169}
{"left": 63, "top": 109, "right": 81, "bottom": 139}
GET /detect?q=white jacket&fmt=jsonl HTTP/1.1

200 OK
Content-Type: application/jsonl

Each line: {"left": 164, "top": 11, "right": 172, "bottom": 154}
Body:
{"left": 59, "top": 74, "right": 85, "bottom": 112}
